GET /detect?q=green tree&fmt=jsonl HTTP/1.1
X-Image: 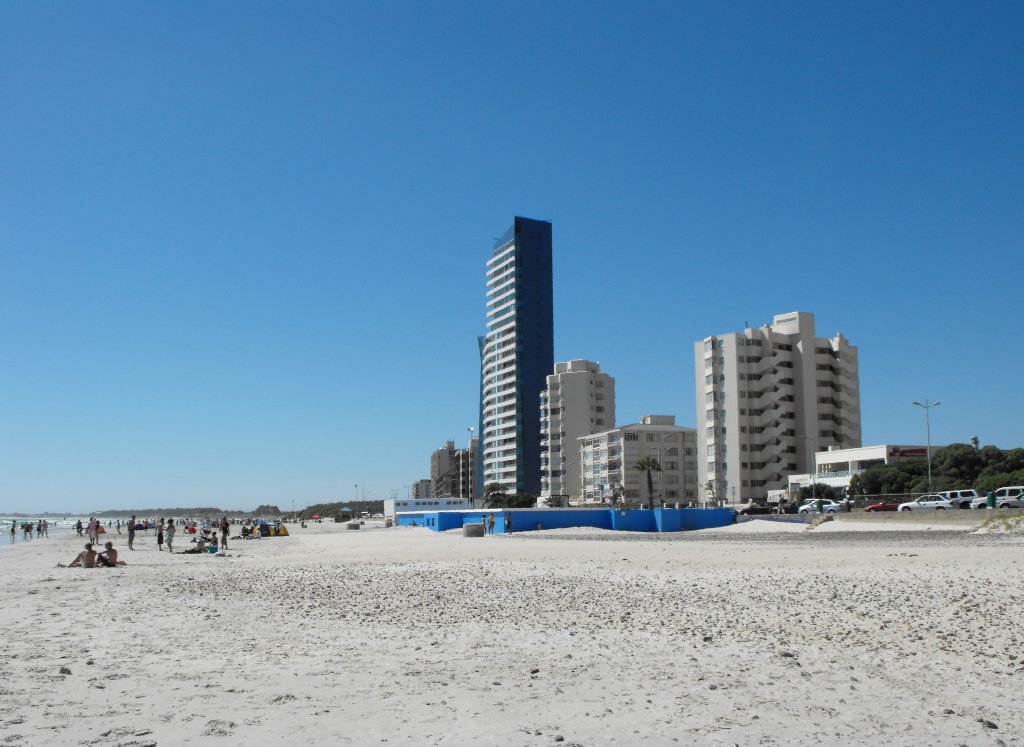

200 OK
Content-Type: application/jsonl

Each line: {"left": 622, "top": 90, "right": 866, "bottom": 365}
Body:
{"left": 633, "top": 457, "right": 662, "bottom": 510}
{"left": 976, "top": 469, "right": 1024, "bottom": 494}
{"left": 488, "top": 492, "right": 536, "bottom": 508}
{"left": 797, "top": 483, "right": 837, "bottom": 502}
{"left": 482, "top": 482, "right": 506, "bottom": 508}
{"left": 929, "top": 443, "right": 984, "bottom": 489}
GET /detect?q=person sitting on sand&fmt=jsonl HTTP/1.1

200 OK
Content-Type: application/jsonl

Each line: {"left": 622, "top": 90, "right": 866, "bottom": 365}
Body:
{"left": 178, "top": 535, "right": 207, "bottom": 554}
{"left": 59, "top": 543, "right": 98, "bottom": 568}
{"left": 96, "top": 541, "right": 127, "bottom": 567}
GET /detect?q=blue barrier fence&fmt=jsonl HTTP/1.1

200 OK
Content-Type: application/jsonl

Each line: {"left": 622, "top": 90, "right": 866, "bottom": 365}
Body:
{"left": 395, "top": 507, "right": 735, "bottom": 533}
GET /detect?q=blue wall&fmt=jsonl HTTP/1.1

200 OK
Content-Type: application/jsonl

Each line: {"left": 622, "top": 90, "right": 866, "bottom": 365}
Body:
{"left": 395, "top": 508, "right": 733, "bottom": 534}
{"left": 681, "top": 507, "right": 734, "bottom": 530}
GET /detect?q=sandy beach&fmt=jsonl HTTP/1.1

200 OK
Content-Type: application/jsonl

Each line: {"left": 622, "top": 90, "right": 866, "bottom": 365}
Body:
{"left": 1, "top": 520, "right": 1022, "bottom": 746}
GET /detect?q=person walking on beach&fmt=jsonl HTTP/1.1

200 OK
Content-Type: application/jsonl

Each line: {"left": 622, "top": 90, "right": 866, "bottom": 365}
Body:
{"left": 156, "top": 521, "right": 164, "bottom": 551}
{"left": 487, "top": 513, "right": 495, "bottom": 535}
{"left": 219, "top": 516, "right": 229, "bottom": 550}
{"left": 24, "top": 522, "right": 32, "bottom": 541}
{"left": 75, "top": 519, "right": 83, "bottom": 536}
{"left": 127, "top": 515, "right": 136, "bottom": 550}
{"left": 165, "top": 519, "right": 175, "bottom": 553}
{"left": 41, "top": 519, "right": 48, "bottom": 538}
{"left": 504, "top": 513, "right": 512, "bottom": 535}
{"left": 9, "top": 521, "right": 15, "bottom": 543}
{"left": 116, "top": 520, "right": 121, "bottom": 535}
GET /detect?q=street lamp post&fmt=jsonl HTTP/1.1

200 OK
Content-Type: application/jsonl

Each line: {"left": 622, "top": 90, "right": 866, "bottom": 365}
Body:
{"left": 467, "top": 426, "right": 475, "bottom": 508}
{"left": 913, "top": 400, "right": 941, "bottom": 493}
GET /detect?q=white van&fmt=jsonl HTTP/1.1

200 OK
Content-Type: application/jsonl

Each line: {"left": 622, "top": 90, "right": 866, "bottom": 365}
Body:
{"left": 936, "top": 489, "right": 981, "bottom": 509}
{"left": 970, "top": 486, "right": 1024, "bottom": 509}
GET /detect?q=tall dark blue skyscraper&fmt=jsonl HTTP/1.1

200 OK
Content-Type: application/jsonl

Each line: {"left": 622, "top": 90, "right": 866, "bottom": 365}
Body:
{"left": 478, "top": 217, "right": 553, "bottom": 497}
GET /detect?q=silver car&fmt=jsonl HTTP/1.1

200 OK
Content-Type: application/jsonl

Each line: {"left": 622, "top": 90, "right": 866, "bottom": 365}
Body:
{"left": 798, "top": 499, "right": 848, "bottom": 514}
{"left": 897, "top": 495, "right": 954, "bottom": 511}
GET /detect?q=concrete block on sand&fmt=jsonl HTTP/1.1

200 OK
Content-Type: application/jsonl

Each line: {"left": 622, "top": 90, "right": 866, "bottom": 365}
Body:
{"left": 462, "top": 523, "right": 485, "bottom": 537}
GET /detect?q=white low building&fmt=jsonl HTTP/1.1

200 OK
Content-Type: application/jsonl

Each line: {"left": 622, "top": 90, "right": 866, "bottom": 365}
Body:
{"left": 384, "top": 497, "right": 472, "bottom": 519}
{"left": 782, "top": 444, "right": 931, "bottom": 498}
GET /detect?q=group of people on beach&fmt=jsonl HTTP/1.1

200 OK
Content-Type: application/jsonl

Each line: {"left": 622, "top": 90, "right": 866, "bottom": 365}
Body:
{"left": 481, "top": 513, "right": 513, "bottom": 534}
{"left": 9, "top": 520, "right": 48, "bottom": 541}
{"left": 59, "top": 541, "right": 126, "bottom": 568}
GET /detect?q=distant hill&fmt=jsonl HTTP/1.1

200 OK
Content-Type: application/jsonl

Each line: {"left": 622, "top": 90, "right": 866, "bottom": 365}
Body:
{"left": 92, "top": 507, "right": 279, "bottom": 518}
{"left": 298, "top": 500, "right": 384, "bottom": 519}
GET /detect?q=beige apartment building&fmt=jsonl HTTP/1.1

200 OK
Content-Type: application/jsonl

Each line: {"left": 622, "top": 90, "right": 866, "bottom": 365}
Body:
{"left": 430, "top": 439, "right": 478, "bottom": 500}
{"left": 694, "top": 311, "right": 861, "bottom": 504}
{"left": 540, "top": 360, "right": 615, "bottom": 501}
{"left": 578, "top": 416, "right": 698, "bottom": 504}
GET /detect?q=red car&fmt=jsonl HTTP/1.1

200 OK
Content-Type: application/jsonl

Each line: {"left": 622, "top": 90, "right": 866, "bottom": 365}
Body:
{"left": 865, "top": 500, "right": 902, "bottom": 512}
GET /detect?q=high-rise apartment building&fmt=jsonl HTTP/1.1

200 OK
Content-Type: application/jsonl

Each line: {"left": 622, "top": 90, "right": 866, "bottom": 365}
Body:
{"left": 430, "top": 439, "right": 477, "bottom": 500}
{"left": 479, "top": 217, "right": 553, "bottom": 496}
{"left": 411, "top": 479, "right": 433, "bottom": 500}
{"left": 694, "top": 311, "right": 861, "bottom": 504}
{"left": 540, "top": 360, "right": 615, "bottom": 501}
{"left": 578, "top": 416, "right": 698, "bottom": 504}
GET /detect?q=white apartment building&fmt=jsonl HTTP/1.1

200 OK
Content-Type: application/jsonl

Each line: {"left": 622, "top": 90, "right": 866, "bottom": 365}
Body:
{"left": 540, "top": 360, "right": 615, "bottom": 501}
{"left": 694, "top": 311, "right": 861, "bottom": 504}
{"left": 384, "top": 496, "right": 471, "bottom": 519}
{"left": 578, "top": 416, "right": 698, "bottom": 505}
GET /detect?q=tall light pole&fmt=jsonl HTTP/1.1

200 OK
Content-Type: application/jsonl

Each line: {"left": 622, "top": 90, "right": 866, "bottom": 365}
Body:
{"left": 913, "top": 400, "right": 941, "bottom": 493}
{"left": 467, "top": 426, "right": 475, "bottom": 508}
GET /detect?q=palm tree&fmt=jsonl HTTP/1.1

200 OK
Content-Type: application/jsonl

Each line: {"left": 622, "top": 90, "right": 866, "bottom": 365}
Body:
{"left": 633, "top": 457, "right": 662, "bottom": 510}
{"left": 611, "top": 482, "right": 626, "bottom": 509}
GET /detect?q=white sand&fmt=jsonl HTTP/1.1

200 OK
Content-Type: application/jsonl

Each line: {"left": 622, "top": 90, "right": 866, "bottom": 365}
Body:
{"left": 813, "top": 520, "right": 972, "bottom": 533}
{"left": 702, "top": 519, "right": 809, "bottom": 534}
{"left": 2, "top": 521, "right": 1022, "bottom": 745}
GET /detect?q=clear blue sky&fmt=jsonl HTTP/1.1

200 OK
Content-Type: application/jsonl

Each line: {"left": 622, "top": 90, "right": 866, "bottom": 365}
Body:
{"left": 2, "top": 2, "right": 1021, "bottom": 513}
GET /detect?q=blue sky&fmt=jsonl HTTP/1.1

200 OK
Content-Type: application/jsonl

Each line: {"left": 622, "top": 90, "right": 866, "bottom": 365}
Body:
{"left": 2, "top": 2, "right": 1021, "bottom": 513}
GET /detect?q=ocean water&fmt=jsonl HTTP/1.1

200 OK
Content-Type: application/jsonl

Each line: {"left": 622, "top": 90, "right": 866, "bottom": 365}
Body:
{"left": 0, "top": 516, "right": 143, "bottom": 551}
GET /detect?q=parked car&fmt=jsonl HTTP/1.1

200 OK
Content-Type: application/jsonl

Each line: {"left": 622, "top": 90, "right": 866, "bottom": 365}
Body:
{"left": 935, "top": 489, "right": 981, "bottom": 509}
{"left": 798, "top": 499, "right": 848, "bottom": 514}
{"left": 897, "top": 495, "right": 954, "bottom": 511}
{"left": 865, "top": 500, "right": 902, "bottom": 512}
{"left": 737, "top": 502, "right": 775, "bottom": 515}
